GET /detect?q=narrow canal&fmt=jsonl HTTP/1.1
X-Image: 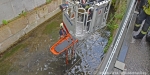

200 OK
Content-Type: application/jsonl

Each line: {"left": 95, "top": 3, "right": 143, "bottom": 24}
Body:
{"left": 0, "top": 13, "right": 109, "bottom": 75}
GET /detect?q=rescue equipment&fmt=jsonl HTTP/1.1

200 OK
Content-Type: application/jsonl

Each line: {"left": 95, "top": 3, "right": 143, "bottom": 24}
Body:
{"left": 50, "top": 0, "right": 111, "bottom": 65}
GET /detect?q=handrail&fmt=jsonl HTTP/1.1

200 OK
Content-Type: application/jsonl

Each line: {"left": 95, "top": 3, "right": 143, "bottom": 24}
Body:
{"left": 96, "top": 0, "right": 136, "bottom": 75}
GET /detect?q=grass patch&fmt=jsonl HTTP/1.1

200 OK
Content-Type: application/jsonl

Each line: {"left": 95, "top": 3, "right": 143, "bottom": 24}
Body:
{"left": 114, "top": 13, "right": 124, "bottom": 20}
{"left": 46, "top": 0, "right": 52, "bottom": 3}
{"left": 107, "top": 22, "right": 118, "bottom": 32}
{"left": 0, "top": 44, "right": 26, "bottom": 75}
{"left": 0, "top": 61, "right": 11, "bottom": 75}
{"left": 44, "top": 21, "right": 60, "bottom": 40}
{"left": 43, "top": 21, "right": 59, "bottom": 34}
{"left": 43, "top": 14, "right": 62, "bottom": 41}
{"left": 104, "top": 36, "right": 113, "bottom": 53}
{"left": 19, "top": 10, "right": 27, "bottom": 16}
{"left": 104, "top": 0, "right": 127, "bottom": 53}
{"left": 0, "top": 44, "right": 26, "bottom": 62}
{"left": 2, "top": 20, "right": 8, "bottom": 25}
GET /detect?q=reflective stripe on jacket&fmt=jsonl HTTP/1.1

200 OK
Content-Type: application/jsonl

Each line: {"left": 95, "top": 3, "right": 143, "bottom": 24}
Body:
{"left": 143, "top": 0, "right": 150, "bottom": 15}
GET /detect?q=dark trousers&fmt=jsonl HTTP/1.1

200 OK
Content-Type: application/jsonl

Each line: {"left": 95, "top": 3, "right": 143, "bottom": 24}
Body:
{"left": 139, "top": 0, "right": 146, "bottom": 11}
{"left": 134, "top": 9, "right": 150, "bottom": 36}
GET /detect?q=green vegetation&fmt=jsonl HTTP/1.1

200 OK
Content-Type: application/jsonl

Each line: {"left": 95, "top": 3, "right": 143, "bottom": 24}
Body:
{"left": 0, "top": 62, "right": 11, "bottom": 75}
{"left": 0, "top": 44, "right": 26, "bottom": 75}
{"left": 0, "top": 44, "right": 26, "bottom": 62}
{"left": 19, "top": 10, "right": 27, "bottom": 16}
{"left": 0, "top": 1, "right": 60, "bottom": 74}
{"left": 111, "top": 0, "right": 116, "bottom": 6}
{"left": 104, "top": 37, "right": 113, "bottom": 53}
{"left": 2, "top": 20, "right": 8, "bottom": 25}
{"left": 0, "top": 13, "right": 62, "bottom": 75}
{"left": 104, "top": 0, "right": 127, "bottom": 54}
{"left": 1, "top": 10, "right": 27, "bottom": 26}
{"left": 43, "top": 14, "right": 62, "bottom": 41}
{"left": 104, "top": 20, "right": 118, "bottom": 54}
{"left": 107, "top": 21, "right": 118, "bottom": 32}
{"left": 46, "top": 0, "right": 52, "bottom": 3}
{"left": 114, "top": 13, "right": 123, "bottom": 20}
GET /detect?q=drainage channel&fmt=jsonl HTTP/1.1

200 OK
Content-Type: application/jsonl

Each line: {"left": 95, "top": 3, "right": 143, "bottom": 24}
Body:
{"left": 0, "top": 13, "right": 110, "bottom": 75}
{"left": 65, "top": 31, "right": 110, "bottom": 75}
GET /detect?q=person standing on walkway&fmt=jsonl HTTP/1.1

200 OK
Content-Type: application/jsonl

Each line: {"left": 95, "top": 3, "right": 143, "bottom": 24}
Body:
{"left": 133, "top": 0, "right": 150, "bottom": 39}
{"left": 136, "top": 0, "right": 147, "bottom": 13}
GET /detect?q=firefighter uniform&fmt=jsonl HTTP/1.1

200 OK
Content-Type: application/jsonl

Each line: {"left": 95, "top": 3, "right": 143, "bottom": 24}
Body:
{"left": 133, "top": 0, "right": 150, "bottom": 39}
{"left": 137, "top": 0, "right": 147, "bottom": 13}
{"left": 59, "top": 23, "right": 66, "bottom": 38}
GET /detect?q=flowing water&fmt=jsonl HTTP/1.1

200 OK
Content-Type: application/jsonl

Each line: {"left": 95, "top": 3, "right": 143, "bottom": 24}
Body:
{"left": 67, "top": 31, "right": 109, "bottom": 75}
{"left": 0, "top": 13, "right": 110, "bottom": 75}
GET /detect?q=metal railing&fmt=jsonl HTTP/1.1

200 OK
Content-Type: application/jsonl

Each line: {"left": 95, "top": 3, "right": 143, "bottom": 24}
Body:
{"left": 96, "top": 0, "right": 137, "bottom": 75}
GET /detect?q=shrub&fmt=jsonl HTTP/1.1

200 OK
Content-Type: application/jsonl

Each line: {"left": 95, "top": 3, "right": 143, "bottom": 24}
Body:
{"left": 46, "top": 0, "right": 52, "bottom": 3}
{"left": 2, "top": 20, "right": 8, "bottom": 25}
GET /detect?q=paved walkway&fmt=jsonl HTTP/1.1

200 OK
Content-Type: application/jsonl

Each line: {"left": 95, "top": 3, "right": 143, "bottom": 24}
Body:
{"left": 125, "top": 36, "right": 150, "bottom": 75}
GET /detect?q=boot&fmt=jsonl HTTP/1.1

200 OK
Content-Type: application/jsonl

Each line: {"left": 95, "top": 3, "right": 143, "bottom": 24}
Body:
{"left": 133, "top": 24, "right": 140, "bottom": 31}
{"left": 133, "top": 32, "right": 145, "bottom": 39}
{"left": 133, "top": 26, "right": 140, "bottom": 31}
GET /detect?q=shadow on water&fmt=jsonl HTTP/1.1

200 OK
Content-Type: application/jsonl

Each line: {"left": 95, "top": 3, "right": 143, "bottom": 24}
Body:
{"left": 4, "top": 13, "right": 110, "bottom": 75}
{"left": 62, "top": 30, "right": 110, "bottom": 75}
{"left": 7, "top": 30, "right": 110, "bottom": 75}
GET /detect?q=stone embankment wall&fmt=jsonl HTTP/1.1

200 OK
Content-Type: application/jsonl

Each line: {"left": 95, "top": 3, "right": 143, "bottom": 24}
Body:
{"left": 0, "top": 0, "right": 62, "bottom": 53}
{"left": 0, "top": 0, "right": 54, "bottom": 25}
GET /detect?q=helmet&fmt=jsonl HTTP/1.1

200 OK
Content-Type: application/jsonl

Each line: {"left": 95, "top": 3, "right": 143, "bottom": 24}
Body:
{"left": 60, "top": 23, "right": 63, "bottom": 27}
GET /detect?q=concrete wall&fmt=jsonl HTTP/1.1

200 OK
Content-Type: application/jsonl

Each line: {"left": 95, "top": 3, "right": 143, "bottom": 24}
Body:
{"left": 0, "top": 0, "right": 62, "bottom": 53}
{"left": 0, "top": 0, "right": 49, "bottom": 25}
